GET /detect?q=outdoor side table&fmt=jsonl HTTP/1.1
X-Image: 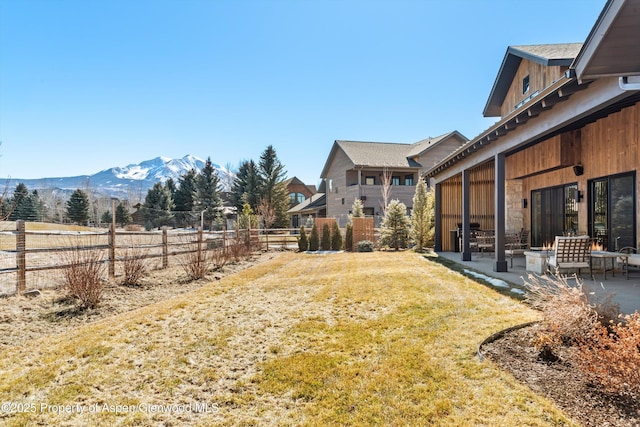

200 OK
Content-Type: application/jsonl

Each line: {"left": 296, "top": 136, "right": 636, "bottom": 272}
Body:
{"left": 590, "top": 251, "right": 627, "bottom": 280}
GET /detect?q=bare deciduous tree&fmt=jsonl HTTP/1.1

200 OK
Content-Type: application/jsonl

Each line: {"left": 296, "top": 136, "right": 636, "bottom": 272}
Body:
{"left": 380, "top": 166, "right": 393, "bottom": 214}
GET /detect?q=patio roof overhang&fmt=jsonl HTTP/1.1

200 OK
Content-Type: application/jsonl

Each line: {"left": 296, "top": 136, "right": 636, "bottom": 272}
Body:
{"left": 424, "top": 76, "right": 640, "bottom": 182}
{"left": 573, "top": 0, "right": 640, "bottom": 82}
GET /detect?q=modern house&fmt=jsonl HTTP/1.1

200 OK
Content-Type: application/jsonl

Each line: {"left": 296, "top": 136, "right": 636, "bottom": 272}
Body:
{"left": 424, "top": 0, "right": 640, "bottom": 271}
{"left": 319, "top": 132, "right": 468, "bottom": 226}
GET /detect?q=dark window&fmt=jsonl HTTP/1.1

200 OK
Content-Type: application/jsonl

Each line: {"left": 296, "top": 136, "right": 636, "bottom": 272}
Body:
{"left": 391, "top": 176, "right": 400, "bottom": 186}
{"left": 405, "top": 175, "right": 414, "bottom": 186}
{"left": 365, "top": 176, "right": 375, "bottom": 185}
{"left": 588, "top": 172, "right": 635, "bottom": 251}
{"left": 523, "top": 75, "right": 530, "bottom": 94}
{"left": 289, "top": 192, "right": 306, "bottom": 205}
{"left": 363, "top": 207, "right": 374, "bottom": 216}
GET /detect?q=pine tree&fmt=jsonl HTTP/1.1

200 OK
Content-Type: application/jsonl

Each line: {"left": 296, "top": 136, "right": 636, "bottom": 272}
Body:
{"left": 230, "top": 160, "right": 261, "bottom": 212}
{"left": 174, "top": 168, "right": 197, "bottom": 227}
{"left": 238, "top": 203, "right": 258, "bottom": 230}
{"left": 380, "top": 199, "right": 410, "bottom": 250}
{"left": 141, "top": 182, "right": 173, "bottom": 229}
{"left": 309, "top": 223, "right": 319, "bottom": 251}
{"left": 331, "top": 222, "right": 343, "bottom": 250}
{"left": 298, "top": 226, "right": 309, "bottom": 252}
{"left": 258, "top": 145, "right": 289, "bottom": 228}
{"left": 66, "top": 189, "right": 90, "bottom": 225}
{"left": 9, "top": 183, "right": 40, "bottom": 221}
{"left": 194, "top": 157, "right": 222, "bottom": 230}
{"left": 410, "top": 178, "right": 433, "bottom": 251}
{"left": 115, "top": 202, "right": 132, "bottom": 226}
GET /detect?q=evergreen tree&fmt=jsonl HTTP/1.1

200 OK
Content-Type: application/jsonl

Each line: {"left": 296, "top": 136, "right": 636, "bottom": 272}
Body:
{"left": 321, "top": 223, "right": 331, "bottom": 250}
{"left": 410, "top": 178, "right": 433, "bottom": 251}
{"left": 230, "top": 160, "right": 261, "bottom": 212}
{"left": 115, "top": 202, "right": 132, "bottom": 226}
{"left": 66, "top": 189, "right": 90, "bottom": 225}
{"left": 238, "top": 203, "right": 259, "bottom": 230}
{"left": 297, "top": 226, "right": 308, "bottom": 252}
{"left": 9, "top": 183, "right": 39, "bottom": 221}
{"left": 309, "top": 223, "right": 319, "bottom": 251}
{"left": 194, "top": 157, "right": 222, "bottom": 230}
{"left": 345, "top": 223, "right": 353, "bottom": 251}
{"left": 380, "top": 199, "right": 410, "bottom": 250}
{"left": 350, "top": 198, "right": 365, "bottom": 221}
{"left": 174, "top": 168, "right": 197, "bottom": 227}
{"left": 141, "top": 182, "right": 173, "bottom": 229}
{"left": 331, "top": 222, "right": 343, "bottom": 251}
{"left": 101, "top": 211, "right": 112, "bottom": 224}
{"left": 258, "top": 145, "right": 289, "bottom": 228}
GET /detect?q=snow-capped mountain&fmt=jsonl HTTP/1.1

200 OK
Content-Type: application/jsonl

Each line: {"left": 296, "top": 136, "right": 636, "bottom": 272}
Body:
{"left": 5, "top": 155, "right": 235, "bottom": 200}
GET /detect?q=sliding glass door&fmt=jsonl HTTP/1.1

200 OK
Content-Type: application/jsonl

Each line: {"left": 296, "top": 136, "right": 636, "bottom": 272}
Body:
{"left": 588, "top": 172, "right": 635, "bottom": 251}
{"left": 531, "top": 183, "right": 578, "bottom": 247}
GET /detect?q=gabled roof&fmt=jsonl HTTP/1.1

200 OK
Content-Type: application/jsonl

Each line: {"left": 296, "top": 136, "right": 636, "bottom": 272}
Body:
{"left": 319, "top": 140, "right": 420, "bottom": 178}
{"left": 287, "top": 193, "right": 326, "bottom": 214}
{"left": 483, "top": 43, "right": 583, "bottom": 117}
{"left": 407, "top": 131, "right": 468, "bottom": 158}
{"left": 319, "top": 132, "right": 466, "bottom": 178}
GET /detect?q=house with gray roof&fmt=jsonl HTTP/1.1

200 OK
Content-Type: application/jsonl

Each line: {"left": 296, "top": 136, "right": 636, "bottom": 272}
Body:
{"left": 319, "top": 131, "right": 467, "bottom": 226}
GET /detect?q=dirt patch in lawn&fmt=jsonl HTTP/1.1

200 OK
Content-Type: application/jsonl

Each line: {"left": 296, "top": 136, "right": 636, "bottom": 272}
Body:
{"left": 481, "top": 323, "right": 640, "bottom": 427}
{"left": 0, "top": 251, "right": 278, "bottom": 349}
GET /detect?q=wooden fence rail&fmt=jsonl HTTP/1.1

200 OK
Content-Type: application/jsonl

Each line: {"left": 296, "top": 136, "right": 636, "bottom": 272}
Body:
{"left": 0, "top": 221, "right": 303, "bottom": 295}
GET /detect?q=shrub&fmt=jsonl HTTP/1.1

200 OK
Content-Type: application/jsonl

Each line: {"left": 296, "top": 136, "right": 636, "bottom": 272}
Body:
{"left": 298, "top": 226, "right": 309, "bottom": 252}
{"left": 575, "top": 311, "right": 640, "bottom": 395}
{"left": 121, "top": 245, "right": 148, "bottom": 286}
{"left": 357, "top": 240, "right": 374, "bottom": 252}
{"left": 321, "top": 223, "right": 331, "bottom": 251}
{"left": 345, "top": 223, "right": 353, "bottom": 252}
{"left": 309, "top": 224, "right": 319, "bottom": 251}
{"left": 524, "top": 273, "right": 619, "bottom": 361}
{"left": 331, "top": 222, "right": 342, "bottom": 251}
{"left": 62, "top": 245, "right": 106, "bottom": 309}
{"left": 180, "top": 239, "right": 213, "bottom": 280}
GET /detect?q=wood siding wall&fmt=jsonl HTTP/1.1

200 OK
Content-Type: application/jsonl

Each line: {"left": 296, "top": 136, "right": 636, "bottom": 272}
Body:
{"left": 439, "top": 162, "right": 496, "bottom": 251}
{"left": 506, "top": 131, "right": 581, "bottom": 179}
{"left": 500, "top": 59, "right": 568, "bottom": 117}
{"left": 518, "top": 102, "right": 640, "bottom": 243}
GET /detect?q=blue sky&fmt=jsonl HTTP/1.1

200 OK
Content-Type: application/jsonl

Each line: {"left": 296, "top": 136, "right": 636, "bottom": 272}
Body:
{"left": 0, "top": 0, "right": 605, "bottom": 188}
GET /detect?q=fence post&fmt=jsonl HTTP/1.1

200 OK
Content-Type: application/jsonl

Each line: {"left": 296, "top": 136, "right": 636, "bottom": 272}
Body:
{"left": 108, "top": 223, "right": 116, "bottom": 278}
{"left": 198, "top": 226, "right": 203, "bottom": 257}
{"left": 16, "top": 220, "right": 26, "bottom": 294}
{"left": 162, "top": 227, "right": 168, "bottom": 269}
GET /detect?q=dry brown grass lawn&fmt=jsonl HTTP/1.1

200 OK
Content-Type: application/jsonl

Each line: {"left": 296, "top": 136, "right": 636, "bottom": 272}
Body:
{"left": 0, "top": 251, "right": 581, "bottom": 426}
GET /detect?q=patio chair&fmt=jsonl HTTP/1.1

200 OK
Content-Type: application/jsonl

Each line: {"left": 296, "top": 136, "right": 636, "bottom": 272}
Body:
{"left": 505, "top": 229, "right": 529, "bottom": 267}
{"left": 618, "top": 247, "right": 640, "bottom": 279}
{"left": 547, "top": 235, "right": 592, "bottom": 277}
{"left": 475, "top": 230, "right": 495, "bottom": 256}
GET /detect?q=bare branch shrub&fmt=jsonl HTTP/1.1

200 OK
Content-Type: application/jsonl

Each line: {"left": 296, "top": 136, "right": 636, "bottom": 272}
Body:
{"left": 179, "top": 238, "right": 213, "bottom": 281}
{"left": 61, "top": 245, "right": 106, "bottom": 309}
{"left": 575, "top": 312, "right": 640, "bottom": 395}
{"left": 212, "top": 247, "right": 228, "bottom": 271}
{"left": 523, "top": 273, "right": 617, "bottom": 360}
{"left": 121, "top": 241, "right": 148, "bottom": 286}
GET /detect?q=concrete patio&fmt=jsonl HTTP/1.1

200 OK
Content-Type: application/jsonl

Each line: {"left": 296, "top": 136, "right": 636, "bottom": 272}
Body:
{"left": 436, "top": 251, "right": 640, "bottom": 314}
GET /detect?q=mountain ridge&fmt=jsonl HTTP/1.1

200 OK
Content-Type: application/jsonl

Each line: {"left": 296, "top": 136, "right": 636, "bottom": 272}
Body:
{"left": 4, "top": 155, "right": 234, "bottom": 200}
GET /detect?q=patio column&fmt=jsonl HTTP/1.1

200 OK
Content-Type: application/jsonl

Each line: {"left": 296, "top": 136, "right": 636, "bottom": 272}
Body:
{"left": 434, "top": 182, "right": 442, "bottom": 251}
{"left": 461, "top": 169, "right": 472, "bottom": 261}
{"left": 494, "top": 153, "right": 508, "bottom": 272}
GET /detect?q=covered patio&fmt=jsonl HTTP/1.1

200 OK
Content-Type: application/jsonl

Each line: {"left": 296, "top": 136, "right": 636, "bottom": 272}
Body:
{"left": 436, "top": 251, "right": 640, "bottom": 314}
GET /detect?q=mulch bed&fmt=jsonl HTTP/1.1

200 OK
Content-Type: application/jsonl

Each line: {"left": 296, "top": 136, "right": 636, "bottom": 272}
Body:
{"left": 480, "top": 323, "right": 640, "bottom": 427}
